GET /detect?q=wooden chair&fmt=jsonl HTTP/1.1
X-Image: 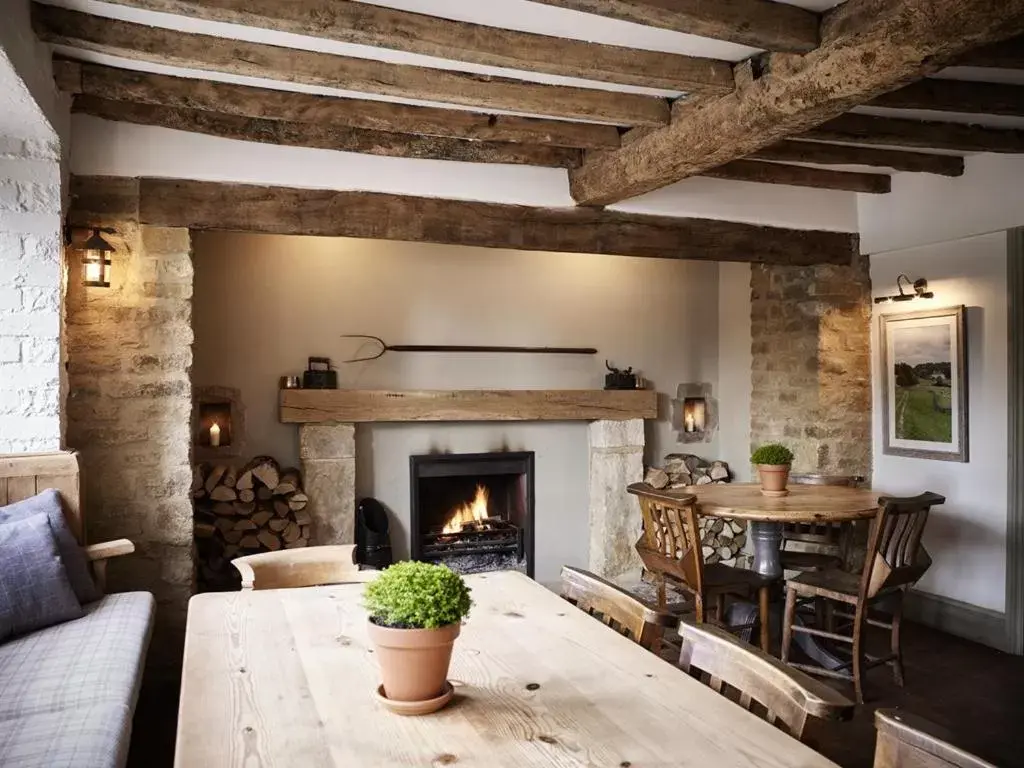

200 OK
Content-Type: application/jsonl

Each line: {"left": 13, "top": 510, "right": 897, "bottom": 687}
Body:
{"left": 560, "top": 566, "right": 677, "bottom": 652}
{"left": 874, "top": 710, "right": 998, "bottom": 768}
{"left": 781, "top": 474, "right": 864, "bottom": 573}
{"left": 232, "top": 544, "right": 377, "bottom": 590}
{"left": 0, "top": 452, "right": 135, "bottom": 593}
{"left": 678, "top": 619, "right": 855, "bottom": 742}
{"left": 627, "top": 483, "right": 776, "bottom": 653}
{"left": 782, "top": 492, "right": 944, "bottom": 703}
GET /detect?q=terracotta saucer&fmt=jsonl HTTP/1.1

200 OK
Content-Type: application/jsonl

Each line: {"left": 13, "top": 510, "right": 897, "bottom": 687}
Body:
{"left": 375, "top": 682, "right": 454, "bottom": 716}
{"left": 760, "top": 489, "right": 790, "bottom": 498}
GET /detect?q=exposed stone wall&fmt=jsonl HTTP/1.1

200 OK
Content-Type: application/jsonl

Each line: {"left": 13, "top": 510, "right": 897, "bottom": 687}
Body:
{"left": 749, "top": 259, "right": 872, "bottom": 476}
{"left": 299, "top": 424, "right": 356, "bottom": 544}
{"left": 0, "top": 137, "right": 63, "bottom": 453}
{"left": 65, "top": 220, "right": 194, "bottom": 676}
{"left": 588, "top": 418, "right": 645, "bottom": 579}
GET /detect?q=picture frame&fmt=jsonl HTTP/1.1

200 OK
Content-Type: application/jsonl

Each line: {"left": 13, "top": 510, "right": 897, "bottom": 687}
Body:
{"left": 880, "top": 305, "right": 968, "bottom": 462}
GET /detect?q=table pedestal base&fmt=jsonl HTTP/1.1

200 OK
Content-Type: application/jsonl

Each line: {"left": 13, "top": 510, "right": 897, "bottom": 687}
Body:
{"left": 749, "top": 521, "right": 784, "bottom": 580}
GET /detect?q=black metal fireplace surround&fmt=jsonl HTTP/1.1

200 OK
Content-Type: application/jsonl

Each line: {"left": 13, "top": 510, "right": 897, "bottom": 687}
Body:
{"left": 410, "top": 451, "right": 535, "bottom": 577}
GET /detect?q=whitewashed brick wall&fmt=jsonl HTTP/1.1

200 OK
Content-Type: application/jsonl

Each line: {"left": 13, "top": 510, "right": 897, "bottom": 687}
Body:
{"left": 0, "top": 136, "right": 63, "bottom": 453}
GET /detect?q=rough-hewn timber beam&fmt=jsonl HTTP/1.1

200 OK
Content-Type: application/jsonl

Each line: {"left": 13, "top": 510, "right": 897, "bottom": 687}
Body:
{"left": 802, "top": 113, "right": 1024, "bottom": 154}
{"left": 68, "top": 176, "right": 860, "bottom": 267}
{"left": 701, "top": 159, "right": 890, "bottom": 194}
{"left": 56, "top": 61, "right": 620, "bottom": 150}
{"left": 32, "top": 4, "right": 668, "bottom": 126}
{"left": 568, "top": 0, "right": 1024, "bottom": 205}
{"left": 94, "top": 0, "right": 734, "bottom": 94}
{"left": 958, "top": 35, "right": 1024, "bottom": 69}
{"left": 72, "top": 96, "right": 584, "bottom": 168}
{"left": 749, "top": 140, "right": 964, "bottom": 177}
{"left": 530, "top": 0, "right": 819, "bottom": 53}
{"left": 870, "top": 78, "right": 1024, "bottom": 117}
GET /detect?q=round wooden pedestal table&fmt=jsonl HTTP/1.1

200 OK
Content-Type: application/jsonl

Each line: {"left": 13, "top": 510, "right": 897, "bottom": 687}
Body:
{"left": 688, "top": 482, "right": 880, "bottom": 580}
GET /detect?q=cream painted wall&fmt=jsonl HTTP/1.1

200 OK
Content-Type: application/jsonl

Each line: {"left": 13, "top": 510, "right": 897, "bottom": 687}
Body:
{"left": 191, "top": 232, "right": 722, "bottom": 584}
{"left": 870, "top": 232, "right": 1008, "bottom": 612}
{"left": 717, "top": 262, "right": 753, "bottom": 481}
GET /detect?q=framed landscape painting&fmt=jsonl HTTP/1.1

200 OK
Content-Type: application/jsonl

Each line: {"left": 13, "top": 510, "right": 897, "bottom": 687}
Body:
{"left": 880, "top": 306, "right": 968, "bottom": 462}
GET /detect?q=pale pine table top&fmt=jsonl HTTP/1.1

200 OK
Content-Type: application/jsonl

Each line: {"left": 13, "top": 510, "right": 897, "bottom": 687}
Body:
{"left": 683, "top": 482, "right": 880, "bottom": 523}
{"left": 175, "top": 571, "right": 840, "bottom": 767}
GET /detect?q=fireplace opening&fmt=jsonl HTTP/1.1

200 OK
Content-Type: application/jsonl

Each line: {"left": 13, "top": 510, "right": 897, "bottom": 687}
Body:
{"left": 410, "top": 452, "right": 534, "bottom": 577}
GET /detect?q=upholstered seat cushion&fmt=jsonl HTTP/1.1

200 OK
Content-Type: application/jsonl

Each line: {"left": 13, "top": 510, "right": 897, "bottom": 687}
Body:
{"left": 0, "top": 703, "right": 131, "bottom": 768}
{"left": 0, "top": 592, "right": 155, "bottom": 720}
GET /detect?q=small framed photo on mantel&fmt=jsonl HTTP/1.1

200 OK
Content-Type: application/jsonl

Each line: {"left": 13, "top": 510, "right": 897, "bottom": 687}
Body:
{"left": 880, "top": 305, "right": 968, "bottom": 462}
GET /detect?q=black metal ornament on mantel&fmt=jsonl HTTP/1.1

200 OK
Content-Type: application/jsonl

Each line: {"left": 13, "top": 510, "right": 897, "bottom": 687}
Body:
{"left": 341, "top": 334, "right": 597, "bottom": 363}
{"left": 604, "top": 361, "right": 642, "bottom": 390}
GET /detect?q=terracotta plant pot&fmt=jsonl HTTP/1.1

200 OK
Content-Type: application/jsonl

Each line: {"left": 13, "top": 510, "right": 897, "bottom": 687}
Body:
{"left": 757, "top": 464, "right": 791, "bottom": 495}
{"left": 367, "top": 620, "right": 460, "bottom": 704}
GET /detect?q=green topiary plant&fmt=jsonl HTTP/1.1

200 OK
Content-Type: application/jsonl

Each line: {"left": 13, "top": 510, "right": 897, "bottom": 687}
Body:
{"left": 364, "top": 561, "right": 473, "bottom": 629}
{"left": 750, "top": 443, "right": 795, "bottom": 466}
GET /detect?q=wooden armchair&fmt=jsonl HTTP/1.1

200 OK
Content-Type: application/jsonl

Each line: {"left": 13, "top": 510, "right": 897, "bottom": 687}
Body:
{"left": 627, "top": 483, "right": 776, "bottom": 652}
{"left": 232, "top": 544, "right": 376, "bottom": 590}
{"left": 874, "top": 710, "right": 998, "bottom": 768}
{"left": 0, "top": 452, "right": 135, "bottom": 593}
{"left": 678, "top": 619, "right": 855, "bottom": 742}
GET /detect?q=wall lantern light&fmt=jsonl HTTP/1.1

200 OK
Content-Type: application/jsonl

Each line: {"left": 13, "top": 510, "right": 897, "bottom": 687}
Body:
{"left": 79, "top": 228, "right": 115, "bottom": 288}
{"left": 874, "top": 274, "right": 933, "bottom": 304}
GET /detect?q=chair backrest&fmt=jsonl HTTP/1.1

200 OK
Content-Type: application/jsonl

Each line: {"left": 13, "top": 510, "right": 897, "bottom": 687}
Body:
{"left": 784, "top": 475, "right": 865, "bottom": 546}
{"left": 678, "top": 619, "right": 855, "bottom": 741}
{"left": 232, "top": 544, "right": 375, "bottom": 590}
{"left": 0, "top": 452, "right": 83, "bottom": 543}
{"left": 862, "top": 493, "right": 943, "bottom": 599}
{"left": 560, "top": 566, "right": 676, "bottom": 651}
{"left": 874, "top": 710, "right": 998, "bottom": 768}
{"left": 626, "top": 483, "right": 704, "bottom": 595}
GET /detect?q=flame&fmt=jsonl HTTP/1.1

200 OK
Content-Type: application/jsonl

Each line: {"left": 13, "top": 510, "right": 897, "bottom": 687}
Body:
{"left": 442, "top": 484, "right": 491, "bottom": 534}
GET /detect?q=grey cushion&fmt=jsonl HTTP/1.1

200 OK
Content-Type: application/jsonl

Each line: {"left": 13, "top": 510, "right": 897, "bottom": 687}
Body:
{"left": 0, "top": 489, "right": 101, "bottom": 604}
{"left": 0, "top": 592, "right": 155, "bottom": 720}
{"left": 0, "top": 514, "right": 84, "bottom": 642}
{"left": 0, "top": 703, "right": 131, "bottom": 768}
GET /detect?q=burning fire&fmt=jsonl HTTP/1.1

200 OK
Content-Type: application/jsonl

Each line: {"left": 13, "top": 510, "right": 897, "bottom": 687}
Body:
{"left": 442, "top": 484, "right": 491, "bottom": 534}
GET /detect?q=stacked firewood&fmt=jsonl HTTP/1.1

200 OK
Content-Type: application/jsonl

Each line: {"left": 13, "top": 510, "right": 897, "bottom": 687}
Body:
{"left": 192, "top": 456, "right": 311, "bottom": 590}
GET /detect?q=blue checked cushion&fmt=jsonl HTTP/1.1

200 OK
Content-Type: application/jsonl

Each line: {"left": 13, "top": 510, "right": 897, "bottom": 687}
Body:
{"left": 0, "top": 489, "right": 101, "bottom": 604}
{"left": 0, "top": 592, "right": 155, "bottom": 720}
{"left": 0, "top": 703, "right": 131, "bottom": 768}
{"left": 0, "top": 513, "right": 83, "bottom": 642}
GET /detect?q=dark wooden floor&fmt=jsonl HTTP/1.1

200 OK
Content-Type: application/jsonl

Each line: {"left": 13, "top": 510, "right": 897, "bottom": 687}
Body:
{"left": 130, "top": 620, "right": 1024, "bottom": 768}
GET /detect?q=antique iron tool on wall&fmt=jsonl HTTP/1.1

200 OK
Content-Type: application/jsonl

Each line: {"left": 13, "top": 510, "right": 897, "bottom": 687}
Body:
{"left": 341, "top": 334, "right": 597, "bottom": 363}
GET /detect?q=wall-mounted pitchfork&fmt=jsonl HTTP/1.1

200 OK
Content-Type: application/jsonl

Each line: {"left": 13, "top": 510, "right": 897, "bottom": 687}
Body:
{"left": 341, "top": 334, "right": 597, "bottom": 363}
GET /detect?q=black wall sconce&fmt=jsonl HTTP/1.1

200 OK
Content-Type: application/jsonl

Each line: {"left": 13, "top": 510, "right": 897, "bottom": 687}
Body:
{"left": 874, "top": 274, "right": 934, "bottom": 304}
{"left": 66, "top": 226, "right": 116, "bottom": 288}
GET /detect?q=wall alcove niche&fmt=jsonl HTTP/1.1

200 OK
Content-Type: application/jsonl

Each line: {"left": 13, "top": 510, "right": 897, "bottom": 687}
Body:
{"left": 193, "top": 385, "right": 246, "bottom": 462}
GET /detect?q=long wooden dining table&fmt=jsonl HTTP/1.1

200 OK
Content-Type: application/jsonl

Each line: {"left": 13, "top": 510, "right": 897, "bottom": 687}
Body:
{"left": 175, "top": 570, "right": 839, "bottom": 767}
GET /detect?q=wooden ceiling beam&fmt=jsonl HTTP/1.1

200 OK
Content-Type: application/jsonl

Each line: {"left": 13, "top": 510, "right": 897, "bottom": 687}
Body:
{"left": 957, "top": 35, "right": 1024, "bottom": 69}
{"left": 93, "top": 0, "right": 734, "bottom": 94}
{"left": 32, "top": 4, "right": 668, "bottom": 126}
{"left": 54, "top": 60, "right": 621, "bottom": 150}
{"left": 869, "top": 78, "right": 1024, "bottom": 117}
{"left": 71, "top": 95, "right": 584, "bottom": 168}
{"left": 749, "top": 140, "right": 964, "bottom": 177}
{"left": 530, "top": 0, "right": 819, "bottom": 53}
{"left": 700, "top": 159, "right": 890, "bottom": 193}
{"left": 567, "top": 0, "right": 1024, "bottom": 206}
{"left": 802, "top": 113, "right": 1024, "bottom": 154}
{"left": 68, "top": 176, "right": 860, "bottom": 267}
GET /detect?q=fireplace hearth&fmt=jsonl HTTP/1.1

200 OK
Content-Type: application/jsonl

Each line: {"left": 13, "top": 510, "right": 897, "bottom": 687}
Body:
{"left": 410, "top": 451, "right": 534, "bottom": 577}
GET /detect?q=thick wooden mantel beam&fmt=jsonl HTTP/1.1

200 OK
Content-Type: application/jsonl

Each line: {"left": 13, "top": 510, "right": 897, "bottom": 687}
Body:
{"left": 569, "top": 0, "right": 1024, "bottom": 205}
{"left": 32, "top": 4, "right": 669, "bottom": 126}
{"left": 94, "top": 0, "right": 734, "bottom": 93}
{"left": 68, "top": 176, "right": 859, "bottom": 266}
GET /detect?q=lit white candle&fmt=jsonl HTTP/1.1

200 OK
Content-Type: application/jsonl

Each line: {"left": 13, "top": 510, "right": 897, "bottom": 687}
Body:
{"left": 209, "top": 422, "right": 221, "bottom": 447}
{"left": 684, "top": 413, "right": 695, "bottom": 433}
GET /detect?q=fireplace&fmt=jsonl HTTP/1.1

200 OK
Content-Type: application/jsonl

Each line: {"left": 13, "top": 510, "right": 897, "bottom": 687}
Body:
{"left": 410, "top": 452, "right": 534, "bottom": 577}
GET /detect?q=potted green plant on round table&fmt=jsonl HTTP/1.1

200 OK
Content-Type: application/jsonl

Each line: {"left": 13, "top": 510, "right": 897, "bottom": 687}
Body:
{"left": 750, "top": 443, "right": 795, "bottom": 497}
{"left": 364, "top": 561, "right": 472, "bottom": 715}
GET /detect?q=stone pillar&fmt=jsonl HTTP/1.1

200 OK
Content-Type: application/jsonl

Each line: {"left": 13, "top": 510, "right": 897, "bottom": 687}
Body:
{"left": 588, "top": 418, "right": 645, "bottom": 579}
{"left": 299, "top": 424, "right": 356, "bottom": 544}
{"left": 749, "top": 259, "right": 872, "bottom": 477}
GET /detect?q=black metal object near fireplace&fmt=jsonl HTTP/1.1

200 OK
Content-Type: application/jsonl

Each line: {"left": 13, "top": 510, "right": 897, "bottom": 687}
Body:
{"left": 410, "top": 451, "right": 535, "bottom": 577}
